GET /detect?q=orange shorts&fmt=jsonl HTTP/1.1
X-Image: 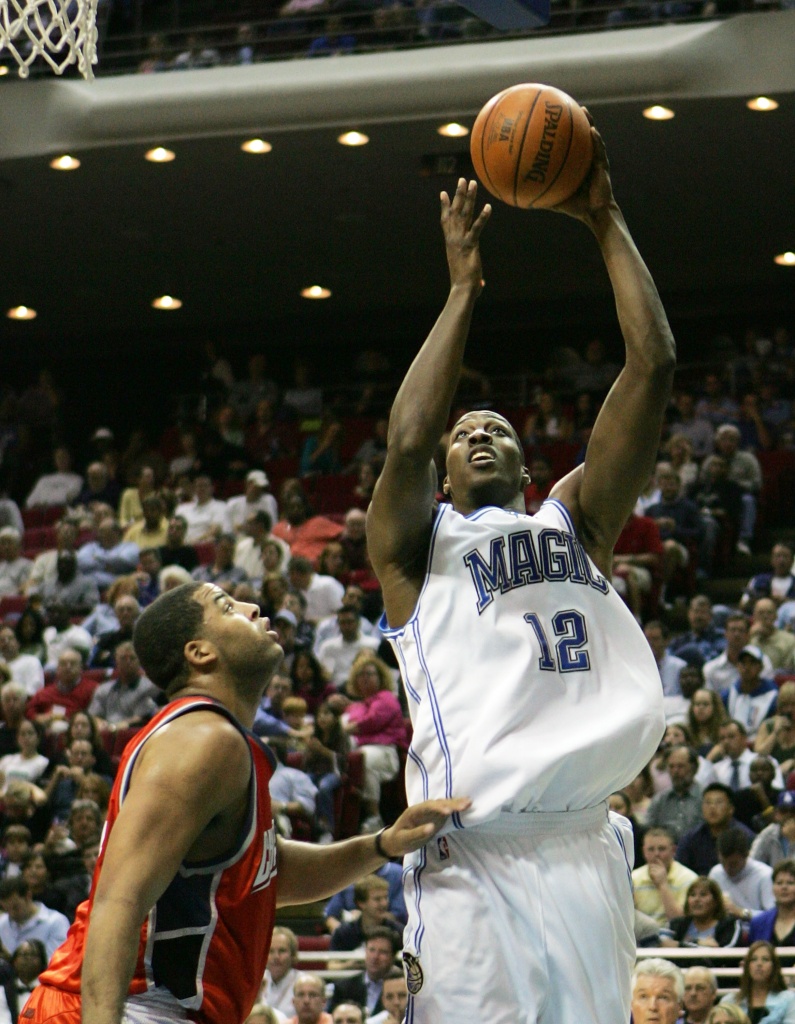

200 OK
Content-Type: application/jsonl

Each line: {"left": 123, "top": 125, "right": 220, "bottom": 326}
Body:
{"left": 19, "top": 985, "right": 81, "bottom": 1024}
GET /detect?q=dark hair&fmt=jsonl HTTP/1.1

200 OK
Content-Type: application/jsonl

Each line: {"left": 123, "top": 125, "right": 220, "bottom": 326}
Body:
{"left": 703, "top": 782, "right": 735, "bottom": 805}
{"left": 363, "top": 925, "right": 400, "bottom": 955}
{"left": 737, "top": 941, "right": 786, "bottom": 1002}
{"left": 685, "top": 876, "right": 725, "bottom": 920}
{"left": 11, "top": 938, "right": 47, "bottom": 973}
{"left": 717, "top": 827, "right": 751, "bottom": 858}
{"left": 0, "top": 875, "right": 30, "bottom": 899}
{"left": 133, "top": 582, "right": 204, "bottom": 694}
{"left": 14, "top": 607, "right": 45, "bottom": 645}
{"left": 250, "top": 510, "right": 272, "bottom": 531}
{"left": 290, "top": 650, "right": 330, "bottom": 698}
{"left": 773, "top": 858, "right": 795, "bottom": 881}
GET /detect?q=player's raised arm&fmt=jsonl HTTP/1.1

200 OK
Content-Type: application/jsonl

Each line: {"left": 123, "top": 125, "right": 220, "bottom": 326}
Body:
{"left": 550, "top": 120, "right": 676, "bottom": 572}
{"left": 367, "top": 179, "right": 491, "bottom": 626}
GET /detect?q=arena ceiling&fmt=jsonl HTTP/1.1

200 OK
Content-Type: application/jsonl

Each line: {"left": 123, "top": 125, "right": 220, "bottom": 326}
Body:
{"left": 0, "top": 12, "right": 793, "bottom": 362}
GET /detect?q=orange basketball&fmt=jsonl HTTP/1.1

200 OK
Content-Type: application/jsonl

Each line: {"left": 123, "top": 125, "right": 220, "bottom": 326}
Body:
{"left": 470, "top": 83, "right": 594, "bottom": 209}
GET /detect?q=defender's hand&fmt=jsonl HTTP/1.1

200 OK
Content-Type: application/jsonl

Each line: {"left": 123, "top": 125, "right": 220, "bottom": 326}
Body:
{"left": 380, "top": 797, "right": 472, "bottom": 857}
{"left": 440, "top": 178, "right": 491, "bottom": 293}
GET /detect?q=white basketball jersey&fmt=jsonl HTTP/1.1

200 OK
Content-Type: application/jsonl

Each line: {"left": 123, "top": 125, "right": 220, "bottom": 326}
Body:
{"left": 381, "top": 499, "right": 665, "bottom": 831}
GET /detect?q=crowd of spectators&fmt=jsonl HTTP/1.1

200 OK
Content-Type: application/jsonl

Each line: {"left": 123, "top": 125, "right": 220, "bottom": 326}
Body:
{"left": 0, "top": 322, "right": 790, "bottom": 1013}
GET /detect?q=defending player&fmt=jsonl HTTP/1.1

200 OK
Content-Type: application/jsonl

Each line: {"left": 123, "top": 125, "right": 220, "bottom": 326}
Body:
{"left": 21, "top": 583, "right": 468, "bottom": 1024}
{"left": 367, "top": 123, "right": 675, "bottom": 1022}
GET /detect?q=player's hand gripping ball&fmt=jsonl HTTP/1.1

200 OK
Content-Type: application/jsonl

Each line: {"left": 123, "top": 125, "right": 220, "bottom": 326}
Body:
{"left": 470, "top": 83, "right": 593, "bottom": 209}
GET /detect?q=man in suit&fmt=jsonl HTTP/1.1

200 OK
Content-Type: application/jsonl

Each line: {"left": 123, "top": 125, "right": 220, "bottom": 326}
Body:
{"left": 329, "top": 928, "right": 399, "bottom": 1017}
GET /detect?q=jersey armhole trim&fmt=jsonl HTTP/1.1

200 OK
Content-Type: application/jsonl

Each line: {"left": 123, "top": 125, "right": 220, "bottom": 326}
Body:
{"left": 379, "top": 503, "right": 448, "bottom": 638}
{"left": 538, "top": 497, "right": 578, "bottom": 537}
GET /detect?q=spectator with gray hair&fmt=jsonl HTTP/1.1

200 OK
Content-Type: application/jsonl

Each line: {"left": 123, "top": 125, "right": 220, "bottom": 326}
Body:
{"left": 631, "top": 958, "right": 684, "bottom": 1024}
{"left": 682, "top": 965, "right": 718, "bottom": 1024}
{"left": 0, "top": 528, "right": 31, "bottom": 598}
{"left": 710, "top": 423, "right": 761, "bottom": 556}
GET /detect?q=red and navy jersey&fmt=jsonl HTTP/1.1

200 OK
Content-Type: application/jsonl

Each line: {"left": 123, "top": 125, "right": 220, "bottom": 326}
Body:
{"left": 40, "top": 696, "right": 279, "bottom": 1024}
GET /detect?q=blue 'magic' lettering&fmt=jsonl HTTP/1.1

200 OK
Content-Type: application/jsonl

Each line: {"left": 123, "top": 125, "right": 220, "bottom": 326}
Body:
{"left": 537, "top": 529, "right": 570, "bottom": 581}
{"left": 463, "top": 538, "right": 510, "bottom": 613}
{"left": 508, "top": 530, "right": 542, "bottom": 587}
{"left": 562, "top": 533, "right": 588, "bottom": 585}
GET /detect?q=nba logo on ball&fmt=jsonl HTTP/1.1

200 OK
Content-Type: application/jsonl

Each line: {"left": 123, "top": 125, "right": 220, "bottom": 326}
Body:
{"left": 437, "top": 836, "right": 450, "bottom": 861}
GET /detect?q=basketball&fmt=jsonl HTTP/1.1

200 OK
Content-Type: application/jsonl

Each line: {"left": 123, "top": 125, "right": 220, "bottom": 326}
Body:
{"left": 470, "top": 83, "right": 594, "bottom": 209}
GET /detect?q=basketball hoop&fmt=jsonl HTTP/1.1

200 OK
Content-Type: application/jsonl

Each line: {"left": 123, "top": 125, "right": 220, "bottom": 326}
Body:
{"left": 0, "top": 0, "right": 99, "bottom": 79}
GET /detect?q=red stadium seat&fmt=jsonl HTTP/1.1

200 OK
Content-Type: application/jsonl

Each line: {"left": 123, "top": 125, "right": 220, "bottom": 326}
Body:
{"left": 0, "top": 596, "right": 28, "bottom": 619}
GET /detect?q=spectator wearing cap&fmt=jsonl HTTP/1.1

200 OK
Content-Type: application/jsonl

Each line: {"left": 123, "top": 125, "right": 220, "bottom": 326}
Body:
{"left": 0, "top": 530, "right": 31, "bottom": 598}
{"left": 191, "top": 534, "right": 248, "bottom": 592}
{"left": 751, "top": 791, "right": 795, "bottom": 868}
{"left": 227, "top": 469, "right": 278, "bottom": 535}
{"left": 76, "top": 517, "right": 139, "bottom": 592}
{"left": 750, "top": 598, "right": 795, "bottom": 673}
{"left": 724, "top": 645, "right": 778, "bottom": 741}
{"left": 234, "top": 511, "right": 290, "bottom": 586}
{"left": 25, "top": 447, "right": 83, "bottom": 509}
{"left": 123, "top": 494, "right": 169, "bottom": 549}
{"left": 287, "top": 556, "right": 344, "bottom": 626}
{"left": 316, "top": 609, "right": 380, "bottom": 689}
{"left": 704, "top": 612, "right": 774, "bottom": 695}
{"left": 708, "top": 827, "right": 774, "bottom": 920}
{"left": 174, "top": 476, "right": 231, "bottom": 544}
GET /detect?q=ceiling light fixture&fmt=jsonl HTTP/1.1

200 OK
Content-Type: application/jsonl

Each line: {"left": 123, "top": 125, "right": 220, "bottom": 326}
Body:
{"left": 642, "top": 105, "right": 675, "bottom": 121}
{"left": 0, "top": 66, "right": 9, "bottom": 77}
{"left": 241, "top": 139, "right": 273, "bottom": 154}
{"left": 747, "top": 96, "right": 778, "bottom": 112}
{"left": 337, "top": 131, "right": 369, "bottom": 147}
{"left": 49, "top": 155, "right": 81, "bottom": 171}
{"left": 301, "top": 286, "right": 332, "bottom": 299}
{"left": 145, "top": 147, "right": 176, "bottom": 163}
{"left": 151, "top": 295, "right": 183, "bottom": 309}
{"left": 774, "top": 252, "right": 795, "bottom": 267}
{"left": 437, "top": 122, "right": 469, "bottom": 138}
{"left": 6, "top": 306, "right": 37, "bottom": 320}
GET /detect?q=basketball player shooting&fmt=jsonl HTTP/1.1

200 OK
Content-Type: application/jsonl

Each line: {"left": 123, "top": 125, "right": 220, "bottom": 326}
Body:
{"left": 367, "top": 123, "right": 676, "bottom": 1023}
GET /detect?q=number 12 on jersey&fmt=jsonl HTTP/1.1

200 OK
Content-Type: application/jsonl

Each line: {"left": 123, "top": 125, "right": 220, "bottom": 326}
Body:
{"left": 524, "top": 610, "right": 590, "bottom": 672}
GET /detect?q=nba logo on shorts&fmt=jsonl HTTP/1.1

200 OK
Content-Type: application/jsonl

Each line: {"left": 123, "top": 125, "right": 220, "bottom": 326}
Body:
{"left": 437, "top": 836, "right": 449, "bottom": 861}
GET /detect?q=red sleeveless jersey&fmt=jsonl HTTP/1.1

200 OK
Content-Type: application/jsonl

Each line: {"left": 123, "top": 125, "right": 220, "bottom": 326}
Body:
{"left": 40, "top": 696, "right": 279, "bottom": 1024}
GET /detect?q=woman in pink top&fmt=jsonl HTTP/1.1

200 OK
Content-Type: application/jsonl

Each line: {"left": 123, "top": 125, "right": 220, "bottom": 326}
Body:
{"left": 344, "top": 652, "right": 407, "bottom": 834}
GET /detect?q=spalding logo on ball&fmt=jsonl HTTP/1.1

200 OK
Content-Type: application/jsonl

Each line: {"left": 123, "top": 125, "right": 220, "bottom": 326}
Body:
{"left": 470, "top": 83, "right": 593, "bottom": 209}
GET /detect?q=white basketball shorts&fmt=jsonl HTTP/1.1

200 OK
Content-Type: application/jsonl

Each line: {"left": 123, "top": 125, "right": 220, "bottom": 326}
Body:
{"left": 401, "top": 804, "right": 635, "bottom": 1024}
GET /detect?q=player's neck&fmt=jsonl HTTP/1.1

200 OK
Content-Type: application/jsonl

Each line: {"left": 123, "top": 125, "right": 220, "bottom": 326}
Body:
{"left": 452, "top": 492, "right": 526, "bottom": 517}
{"left": 174, "top": 678, "right": 261, "bottom": 730}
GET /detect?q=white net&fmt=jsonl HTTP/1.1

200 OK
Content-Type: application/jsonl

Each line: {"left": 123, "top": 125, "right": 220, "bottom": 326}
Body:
{"left": 0, "top": 0, "right": 99, "bottom": 78}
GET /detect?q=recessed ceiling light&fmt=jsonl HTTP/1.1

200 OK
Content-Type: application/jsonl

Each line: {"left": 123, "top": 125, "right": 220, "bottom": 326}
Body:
{"left": 49, "top": 155, "right": 81, "bottom": 171}
{"left": 437, "top": 122, "right": 469, "bottom": 138}
{"left": 0, "top": 66, "right": 9, "bottom": 77}
{"left": 6, "top": 306, "right": 37, "bottom": 320}
{"left": 145, "top": 147, "right": 175, "bottom": 163}
{"left": 643, "top": 105, "right": 675, "bottom": 121}
{"left": 337, "top": 131, "right": 369, "bottom": 147}
{"left": 151, "top": 295, "right": 183, "bottom": 309}
{"left": 747, "top": 96, "right": 779, "bottom": 112}
{"left": 301, "top": 286, "right": 331, "bottom": 299}
{"left": 241, "top": 139, "right": 273, "bottom": 154}
{"left": 774, "top": 252, "right": 795, "bottom": 267}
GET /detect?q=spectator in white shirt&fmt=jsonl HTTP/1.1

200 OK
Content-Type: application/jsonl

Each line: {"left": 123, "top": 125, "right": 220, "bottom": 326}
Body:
{"left": 24, "top": 521, "right": 79, "bottom": 598}
{"left": 0, "top": 628, "right": 43, "bottom": 698}
{"left": 287, "top": 556, "right": 344, "bottom": 625}
{"left": 261, "top": 926, "right": 299, "bottom": 1018}
{"left": 174, "top": 475, "right": 231, "bottom": 544}
{"left": 234, "top": 511, "right": 290, "bottom": 586}
{"left": 704, "top": 612, "right": 774, "bottom": 694}
{"left": 0, "top": 531, "right": 31, "bottom": 599}
{"left": 714, "top": 720, "right": 784, "bottom": 791}
{"left": 25, "top": 448, "right": 82, "bottom": 509}
{"left": 42, "top": 604, "right": 93, "bottom": 671}
{"left": 645, "top": 620, "right": 688, "bottom": 697}
{"left": 227, "top": 470, "right": 278, "bottom": 535}
{"left": 0, "top": 875, "right": 69, "bottom": 959}
{"left": 313, "top": 584, "right": 379, "bottom": 655}
{"left": 709, "top": 826, "right": 775, "bottom": 917}
{"left": 317, "top": 609, "right": 380, "bottom": 689}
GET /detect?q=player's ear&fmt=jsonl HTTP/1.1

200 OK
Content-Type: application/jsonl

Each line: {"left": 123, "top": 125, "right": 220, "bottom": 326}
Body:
{"left": 184, "top": 638, "right": 217, "bottom": 671}
{"left": 442, "top": 475, "right": 451, "bottom": 496}
{"left": 521, "top": 466, "right": 531, "bottom": 487}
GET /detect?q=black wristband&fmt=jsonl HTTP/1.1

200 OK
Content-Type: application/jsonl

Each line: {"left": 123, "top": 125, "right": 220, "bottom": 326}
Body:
{"left": 374, "top": 827, "right": 389, "bottom": 860}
